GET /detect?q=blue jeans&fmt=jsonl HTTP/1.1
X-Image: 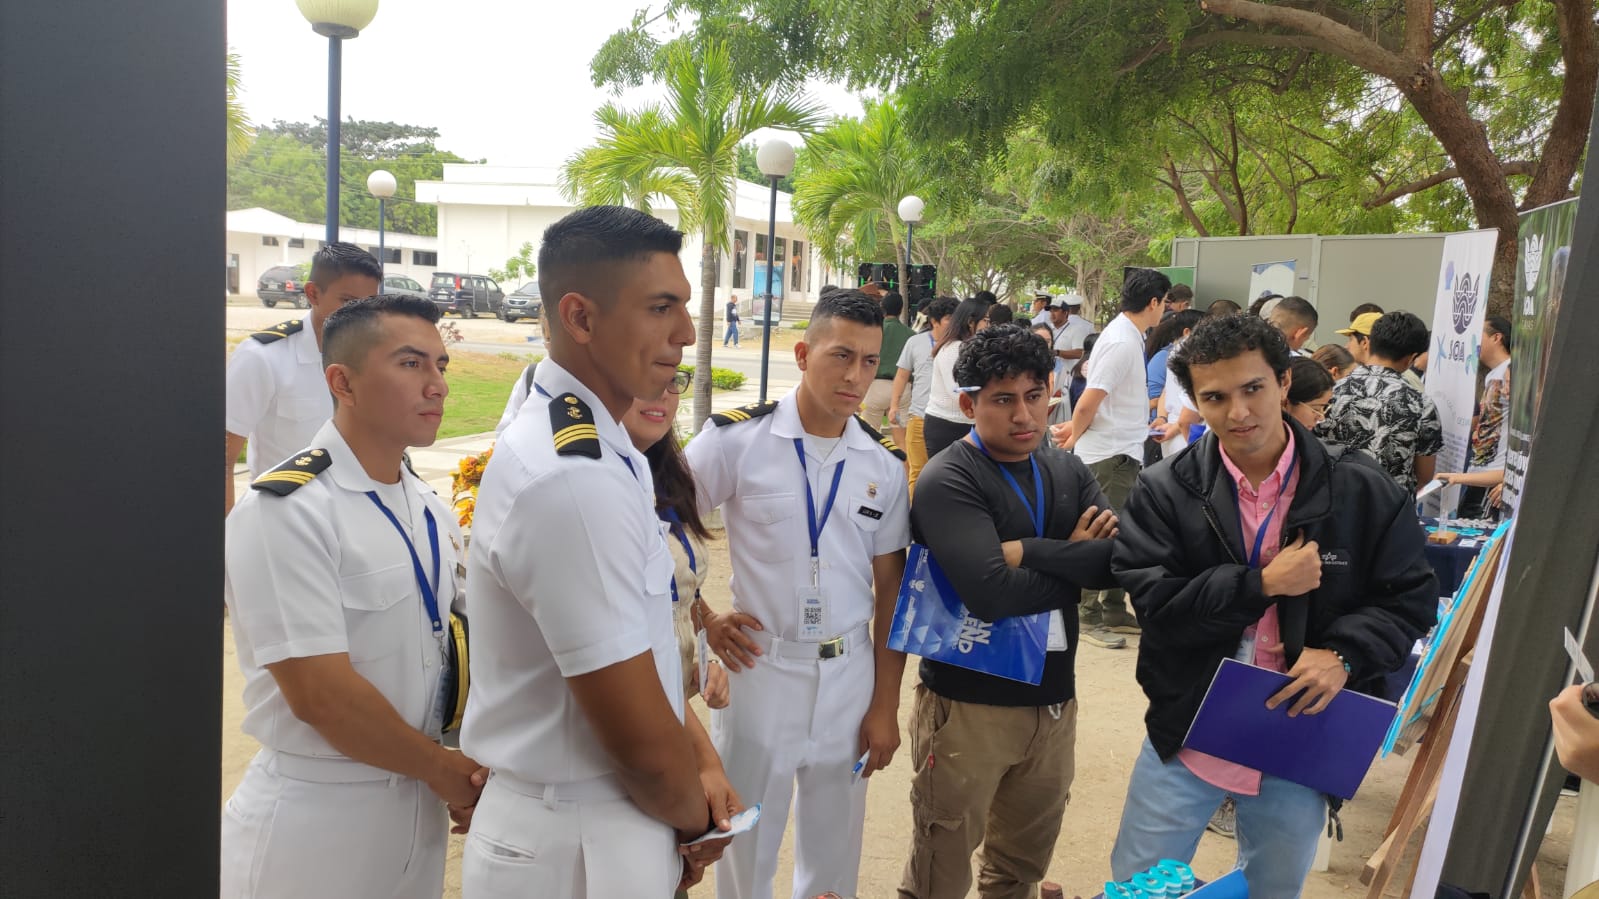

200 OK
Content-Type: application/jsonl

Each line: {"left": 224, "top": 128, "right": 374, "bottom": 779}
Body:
{"left": 724, "top": 322, "right": 740, "bottom": 345}
{"left": 1110, "top": 739, "right": 1325, "bottom": 899}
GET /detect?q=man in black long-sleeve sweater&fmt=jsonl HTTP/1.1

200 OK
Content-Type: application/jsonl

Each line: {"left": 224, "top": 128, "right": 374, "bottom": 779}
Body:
{"left": 897, "top": 324, "right": 1120, "bottom": 899}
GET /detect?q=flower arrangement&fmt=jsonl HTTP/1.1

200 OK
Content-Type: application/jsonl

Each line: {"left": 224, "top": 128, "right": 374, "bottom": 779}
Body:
{"left": 451, "top": 446, "right": 493, "bottom": 528}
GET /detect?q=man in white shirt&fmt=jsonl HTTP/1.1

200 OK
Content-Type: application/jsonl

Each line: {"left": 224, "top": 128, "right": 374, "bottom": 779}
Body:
{"left": 1267, "top": 296, "right": 1319, "bottom": 356}
{"left": 460, "top": 206, "right": 736, "bottom": 898}
{"left": 225, "top": 243, "right": 382, "bottom": 513}
{"left": 1029, "top": 294, "right": 1053, "bottom": 328}
{"left": 1055, "top": 269, "right": 1171, "bottom": 648}
{"left": 688, "top": 290, "right": 911, "bottom": 899}
{"left": 222, "top": 295, "right": 485, "bottom": 898}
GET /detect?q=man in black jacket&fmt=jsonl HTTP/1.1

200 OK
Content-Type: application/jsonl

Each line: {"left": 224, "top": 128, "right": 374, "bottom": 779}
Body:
{"left": 897, "top": 324, "right": 1120, "bottom": 899}
{"left": 1108, "top": 315, "right": 1437, "bottom": 898}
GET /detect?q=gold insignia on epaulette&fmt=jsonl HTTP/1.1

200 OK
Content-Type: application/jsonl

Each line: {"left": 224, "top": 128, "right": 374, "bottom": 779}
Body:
{"left": 567, "top": 407, "right": 583, "bottom": 420}
{"left": 295, "top": 455, "right": 313, "bottom": 466}
{"left": 251, "top": 447, "right": 332, "bottom": 496}
{"left": 550, "top": 392, "right": 603, "bottom": 459}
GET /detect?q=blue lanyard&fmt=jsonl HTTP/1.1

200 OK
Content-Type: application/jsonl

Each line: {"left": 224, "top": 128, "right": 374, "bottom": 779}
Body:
{"left": 968, "top": 431, "right": 1045, "bottom": 537}
{"left": 1237, "top": 451, "right": 1300, "bottom": 568}
{"left": 364, "top": 491, "right": 443, "bottom": 636}
{"left": 659, "top": 507, "right": 700, "bottom": 604}
{"left": 792, "top": 438, "right": 846, "bottom": 572}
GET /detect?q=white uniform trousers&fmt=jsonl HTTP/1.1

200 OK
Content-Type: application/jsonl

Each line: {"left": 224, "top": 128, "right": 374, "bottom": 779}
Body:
{"left": 461, "top": 772, "right": 681, "bottom": 898}
{"left": 221, "top": 749, "right": 447, "bottom": 899}
{"left": 713, "top": 625, "right": 875, "bottom": 899}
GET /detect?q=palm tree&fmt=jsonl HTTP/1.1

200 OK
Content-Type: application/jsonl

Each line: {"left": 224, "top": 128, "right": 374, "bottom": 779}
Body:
{"left": 561, "top": 40, "right": 827, "bottom": 429}
{"left": 226, "top": 50, "right": 255, "bottom": 164}
{"left": 792, "top": 98, "right": 932, "bottom": 300}
{"left": 558, "top": 105, "right": 698, "bottom": 216}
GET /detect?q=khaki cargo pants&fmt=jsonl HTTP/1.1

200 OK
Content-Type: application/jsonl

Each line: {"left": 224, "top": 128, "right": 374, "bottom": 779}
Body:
{"left": 898, "top": 685, "right": 1078, "bottom": 899}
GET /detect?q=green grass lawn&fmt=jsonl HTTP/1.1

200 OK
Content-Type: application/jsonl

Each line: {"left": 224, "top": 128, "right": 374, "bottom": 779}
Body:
{"left": 438, "top": 350, "right": 534, "bottom": 439}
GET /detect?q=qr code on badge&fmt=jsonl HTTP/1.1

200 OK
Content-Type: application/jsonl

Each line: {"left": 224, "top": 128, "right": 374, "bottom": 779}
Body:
{"left": 803, "top": 606, "right": 823, "bottom": 627}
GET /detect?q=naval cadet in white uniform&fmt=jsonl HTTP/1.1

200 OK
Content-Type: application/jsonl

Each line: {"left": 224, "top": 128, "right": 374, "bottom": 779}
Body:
{"left": 686, "top": 289, "right": 912, "bottom": 899}
{"left": 460, "top": 206, "right": 736, "bottom": 899}
{"left": 225, "top": 243, "right": 381, "bottom": 514}
{"left": 222, "top": 294, "right": 487, "bottom": 898}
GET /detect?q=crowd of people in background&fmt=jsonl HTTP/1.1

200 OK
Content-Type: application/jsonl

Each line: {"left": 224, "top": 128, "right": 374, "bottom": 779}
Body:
{"left": 228, "top": 215, "right": 1543, "bottom": 899}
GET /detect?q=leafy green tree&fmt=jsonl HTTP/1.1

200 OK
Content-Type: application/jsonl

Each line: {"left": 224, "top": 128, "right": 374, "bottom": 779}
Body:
{"left": 601, "top": 0, "right": 1596, "bottom": 316}
{"left": 562, "top": 40, "right": 826, "bottom": 428}
{"left": 489, "top": 242, "right": 537, "bottom": 287}
{"left": 227, "top": 120, "right": 476, "bottom": 236}
{"left": 558, "top": 105, "right": 699, "bottom": 216}
{"left": 226, "top": 50, "right": 254, "bottom": 164}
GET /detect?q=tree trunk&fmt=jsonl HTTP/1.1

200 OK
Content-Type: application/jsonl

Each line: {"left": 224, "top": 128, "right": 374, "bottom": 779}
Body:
{"left": 692, "top": 227, "right": 718, "bottom": 432}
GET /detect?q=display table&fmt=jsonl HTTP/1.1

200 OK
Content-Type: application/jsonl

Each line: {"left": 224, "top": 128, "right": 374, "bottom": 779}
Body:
{"left": 1420, "top": 518, "right": 1491, "bottom": 596}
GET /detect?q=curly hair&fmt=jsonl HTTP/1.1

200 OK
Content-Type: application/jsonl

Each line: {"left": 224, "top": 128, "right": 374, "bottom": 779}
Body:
{"left": 1169, "top": 313, "right": 1292, "bottom": 398}
{"left": 953, "top": 323, "right": 1054, "bottom": 390}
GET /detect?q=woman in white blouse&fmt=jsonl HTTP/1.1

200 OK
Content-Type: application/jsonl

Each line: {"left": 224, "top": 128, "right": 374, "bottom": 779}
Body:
{"left": 921, "top": 298, "right": 992, "bottom": 458}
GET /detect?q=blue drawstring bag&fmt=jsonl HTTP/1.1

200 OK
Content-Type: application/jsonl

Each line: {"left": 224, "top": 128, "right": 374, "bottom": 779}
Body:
{"left": 888, "top": 544, "right": 1049, "bottom": 685}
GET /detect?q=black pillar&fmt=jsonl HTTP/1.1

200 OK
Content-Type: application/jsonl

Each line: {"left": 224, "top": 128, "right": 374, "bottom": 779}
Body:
{"left": 0, "top": 0, "right": 223, "bottom": 894}
{"left": 1440, "top": 92, "right": 1599, "bottom": 894}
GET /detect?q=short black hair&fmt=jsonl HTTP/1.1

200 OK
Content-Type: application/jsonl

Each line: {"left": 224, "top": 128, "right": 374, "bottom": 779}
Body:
{"left": 882, "top": 292, "right": 905, "bottom": 317}
{"left": 1485, "top": 314, "right": 1513, "bottom": 351}
{"left": 1147, "top": 309, "right": 1206, "bottom": 359}
{"left": 807, "top": 289, "right": 883, "bottom": 337}
{"left": 310, "top": 242, "right": 382, "bottom": 288}
{"left": 1165, "top": 284, "right": 1194, "bottom": 304}
{"left": 921, "top": 295, "right": 959, "bottom": 328}
{"left": 1169, "top": 313, "right": 1292, "bottom": 398}
{"left": 537, "top": 205, "right": 683, "bottom": 305}
{"left": 1287, "top": 356, "right": 1335, "bottom": 405}
{"left": 1122, "top": 268, "right": 1172, "bottom": 314}
{"left": 953, "top": 323, "right": 1053, "bottom": 390}
{"left": 987, "top": 304, "right": 1014, "bottom": 326}
{"left": 1350, "top": 302, "right": 1385, "bottom": 321}
{"left": 322, "top": 294, "right": 442, "bottom": 369}
{"left": 1369, "top": 311, "right": 1430, "bottom": 360}
{"left": 974, "top": 290, "right": 999, "bottom": 305}
{"left": 818, "top": 284, "right": 840, "bottom": 297}
{"left": 1207, "top": 299, "right": 1242, "bottom": 317}
{"left": 1273, "top": 295, "right": 1319, "bottom": 330}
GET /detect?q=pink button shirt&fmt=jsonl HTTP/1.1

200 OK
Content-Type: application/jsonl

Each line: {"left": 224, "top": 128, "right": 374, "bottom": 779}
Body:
{"left": 1177, "top": 426, "right": 1300, "bottom": 795}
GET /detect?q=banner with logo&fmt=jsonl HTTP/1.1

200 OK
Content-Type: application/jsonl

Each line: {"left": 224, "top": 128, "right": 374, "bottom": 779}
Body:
{"left": 1502, "top": 199, "right": 1579, "bottom": 511}
{"left": 1422, "top": 230, "right": 1497, "bottom": 483}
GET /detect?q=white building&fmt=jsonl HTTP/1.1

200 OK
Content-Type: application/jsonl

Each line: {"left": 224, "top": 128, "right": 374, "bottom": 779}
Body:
{"left": 414, "top": 164, "right": 836, "bottom": 318}
{"left": 225, "top": 207, "right": 439, "bottom": 298}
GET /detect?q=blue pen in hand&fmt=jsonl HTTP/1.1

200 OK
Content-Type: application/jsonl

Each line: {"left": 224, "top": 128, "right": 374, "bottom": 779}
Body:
{"left": 850, "top": 750, "right": 871, "bottom": 783}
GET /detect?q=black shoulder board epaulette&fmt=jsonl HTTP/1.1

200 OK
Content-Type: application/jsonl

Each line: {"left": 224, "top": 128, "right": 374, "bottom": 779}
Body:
{"left": 251, "top": 448, "right": 331, "bottom": 495}
{"left": 250, "top": 319, "right": 305, "bottom": 344}
{"left": 854, "top": 415, "right": 907, "bottom": 461}
{"left": 709, "top": 401, "right": 779, "bottom": 428}
{"left": 550, "top": 393, "right": 601, "bottom": 459}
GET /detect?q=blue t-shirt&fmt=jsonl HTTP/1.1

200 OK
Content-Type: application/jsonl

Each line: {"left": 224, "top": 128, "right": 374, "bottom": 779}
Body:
{"left": 1146, "top": 347, "right": 1171, "bottom": 402}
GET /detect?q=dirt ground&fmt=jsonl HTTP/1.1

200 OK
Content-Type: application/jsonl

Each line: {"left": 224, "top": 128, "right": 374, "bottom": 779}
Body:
{"left": 221, "top": 532, "right": 1578, "bottom": 898}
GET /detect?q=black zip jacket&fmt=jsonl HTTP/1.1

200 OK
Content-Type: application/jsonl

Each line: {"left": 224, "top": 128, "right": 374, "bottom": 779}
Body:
{"left": 1111, "top": 415, "right": 1438, "bottom": 760}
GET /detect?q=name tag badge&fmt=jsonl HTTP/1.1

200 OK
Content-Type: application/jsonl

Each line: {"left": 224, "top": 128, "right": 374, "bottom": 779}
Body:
{"left": 856, "top": 504, "right": 883, "bottom": 520}
{"left": 797, "top": 585, "right": 827, "bottom": 642}
{"left": 1047, "top": 611, "right": 1067, "bottom": 651}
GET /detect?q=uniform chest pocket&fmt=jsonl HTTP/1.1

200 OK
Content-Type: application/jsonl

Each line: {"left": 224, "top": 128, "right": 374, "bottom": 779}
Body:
{"left": 736, "top": 492, "right": 797, "bottom": 562}
{"left": 645, "top": 536, "right": 676, "bottom": 599}
{"left": 338, "top": 565, "right": 415, "bottom": 663}
{"left": 280, "top": 394, "right": 330, "bottom": 422}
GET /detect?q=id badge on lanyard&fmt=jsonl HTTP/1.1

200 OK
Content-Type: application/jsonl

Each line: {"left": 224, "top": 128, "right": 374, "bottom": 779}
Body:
{"left": 365, "top": 490, "right": 451, "bottom": 738}
{"left": 794, "top": 439, "right": 844, "bottom": 642}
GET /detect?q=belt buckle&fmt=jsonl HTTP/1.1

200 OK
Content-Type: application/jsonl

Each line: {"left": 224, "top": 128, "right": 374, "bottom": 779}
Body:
{"left": 818, "top": 636, "right": 846, "bottom": 659}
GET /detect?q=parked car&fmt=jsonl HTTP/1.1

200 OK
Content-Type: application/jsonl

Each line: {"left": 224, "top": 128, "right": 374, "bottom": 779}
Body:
{"left": 429, "top": 272, "right": 504, "bottom": 318}
{"left": 382, "top": 274, "right": 429, "bottom": 301}
{"left": 257, "top": 264, "right": 309, "bottom": 309}
{"left": 501, "top": 282, "right": 542, "bottom": 323}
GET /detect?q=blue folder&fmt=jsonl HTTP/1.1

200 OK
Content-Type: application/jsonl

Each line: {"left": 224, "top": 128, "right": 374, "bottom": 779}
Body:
{"left": 1182, "top": 658, "right": 1398, "bottom": 799}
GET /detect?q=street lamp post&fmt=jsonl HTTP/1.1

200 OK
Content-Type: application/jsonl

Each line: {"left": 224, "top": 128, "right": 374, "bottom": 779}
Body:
{"left": 897, "top": 194, "right": 924, "bottom": 320}
{"left": 367, "top": 169, "right": 396, "bottom": 276}
{"left": 756, "top": 139, "right": 795, "bottom": 403}
{"left": 296, "top": 0, "right": 380, "bottom": 247}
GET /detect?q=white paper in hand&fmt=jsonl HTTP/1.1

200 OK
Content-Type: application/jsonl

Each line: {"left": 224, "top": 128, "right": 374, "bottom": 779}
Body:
{"left": 684, "top": 804, "right": 761, "bottom": 846}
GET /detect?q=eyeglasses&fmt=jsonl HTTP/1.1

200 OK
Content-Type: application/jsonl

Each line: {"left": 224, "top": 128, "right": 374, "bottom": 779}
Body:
{"left": 667, "top": 370, "right": 691, "bottom": 395}
{"left": 1305, "top": 402, "right": 1330, "bottom": 421}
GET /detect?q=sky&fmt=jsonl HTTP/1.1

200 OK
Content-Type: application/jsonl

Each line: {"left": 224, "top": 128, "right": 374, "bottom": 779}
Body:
{"left": 228, "top": 0, "right": 867, "bottom": 167}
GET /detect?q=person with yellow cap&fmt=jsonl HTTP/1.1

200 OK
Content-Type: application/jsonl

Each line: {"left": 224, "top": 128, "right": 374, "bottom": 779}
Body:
{"left": 1336, "top": 311, "right": 1383, "bottom": 365}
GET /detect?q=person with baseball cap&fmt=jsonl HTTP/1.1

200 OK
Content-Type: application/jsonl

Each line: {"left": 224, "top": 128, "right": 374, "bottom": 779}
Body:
{"left": 1336, "top": 311, "right": 1383, "bottom": 366}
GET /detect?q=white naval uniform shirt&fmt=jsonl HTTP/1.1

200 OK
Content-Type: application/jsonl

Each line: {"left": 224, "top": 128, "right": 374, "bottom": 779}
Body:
{"left": 226, "top": 317, "right": 333, "bottom": 477}
{"left": 685, "top": 391, "right": 912, "bottom": 641}
{"left": 225, "top": 419, "right": 463, "bottom": 760}
{"left": 459, "top": 360, "right": 683, "bottom": 785}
